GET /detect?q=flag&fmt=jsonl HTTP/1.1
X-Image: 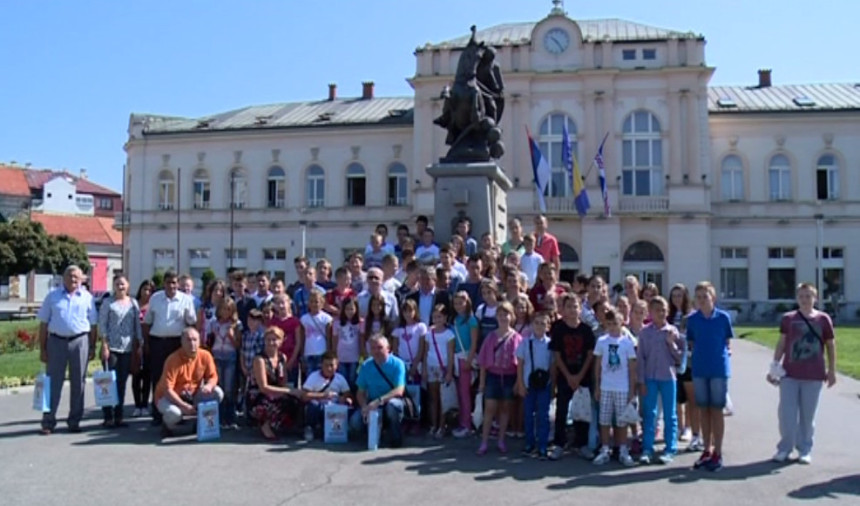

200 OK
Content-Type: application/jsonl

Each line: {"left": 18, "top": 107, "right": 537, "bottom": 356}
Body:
{"left": 526, "top": 127, "right": 551, "bottom": 213}
{"left": 563, "top": 123, "right": 589, "bottom": 217}
{"left": 595, "top": 133, "right": 611, "bottom": 217}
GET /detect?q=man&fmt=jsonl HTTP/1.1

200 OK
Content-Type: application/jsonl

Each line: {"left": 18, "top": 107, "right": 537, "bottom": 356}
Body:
{"left": 229, "top": 271, "right": 257, "bottom": 331}
{"left": 143, "top": 270, "right": 197, "bottom": 425}
{"left": 286, "top": 256, "right": 308, "bottom": 299}
{"left": 501, "top": 217, "right": 526, "bottom": 257}
{"left": 292, "top": 265, "right": 327, "bottom": 317}
{"left": 533, "top": 215, "right": 561, "bottom": 272}
{"left": 456, "top": 217, "right": 479, "bottom": 257}
{"left": 357, "top": 267, "right": 399, "bottom": 325}
{"left": 37, "top": 265, "right": 97, "bottom": 434}
{"left": 349, "top": 335, "right": 408, "bottom": 448}
{"left": 154, "top": 327, "right": 223, "bottom": 437}
{"left": 415, "top": 228, "right": 441, "bottom": 266}
{"left": 407, "top": 266, "right": 451, "bottom": 325}
{"left": 381, "top": 254, "right": 402, "bottom": 294}
{"left": 458, "top": 254, "right": 485, "bottom": 308}
{"left": 253, "top": 270, "right": 273, "bottom": 307}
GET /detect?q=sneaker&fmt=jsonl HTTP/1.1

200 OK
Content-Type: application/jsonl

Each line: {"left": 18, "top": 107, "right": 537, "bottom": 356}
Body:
{"left": 772, "top": 451, "right": 790, "bottom": 463}
{"left": 303, "top": 426, "right": 314, "bottom": 442}
{"left": 679, "top": 428, "right": 691, "bottom": 442}
{"left": 593, "top": 448, "right": 611, "bottom": 466}
{"left": 579, "top": 446, "right": 595, "bottom": 460}
{"left": 132, "top": 408, "right": 142, "bottom": 418}
{"left": 658, "top": 452, "right": 676, "bottom": 465}
{"left": 705, "top": 453, "right": 723, "bottom": 472}
{"left": 521, "top": 445, "right": 536, "bottom": 456}
{"left": 452, "top": 427, "right": 471, "bottom": 439}
{"left": 228, "top": 423, "right": 240, "bottom": 431}
{"left": 687, "top": 435, "right": 704, "bottom": 452}
{"left": 537, "top": 450, "right": 548, "bottom": 461}
{"left": 515, "top": 432, "right": 525, "bottom": 439}
{"left": 693, "top": 451, "right": 712, "bottom": 469}
{"left": 639, "top": 454, "right": 652, "bottom": 465}
{"left": 798, "top": 453, "right": 812, "bottom": 465}
{"left": 548, "top": 446, "right": 564, "bottom": 461}
{"left": 433, "top": 427, "right": 444, "bottom": 440}
{"left": 620, "top": 452, "right": 636, "bottom": 467}
{"left": 476, "top": 442, "right": 488, "bottom": 456}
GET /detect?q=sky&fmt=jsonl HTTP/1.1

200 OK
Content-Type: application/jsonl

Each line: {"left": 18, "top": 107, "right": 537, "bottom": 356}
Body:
{"left": 0, "top": 0, "right": 856, "bottom": 192}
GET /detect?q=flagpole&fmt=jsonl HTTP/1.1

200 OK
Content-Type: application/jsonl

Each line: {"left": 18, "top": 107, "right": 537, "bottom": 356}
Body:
{"left": 582, "top": 131, "right": 610, "bottom": 180}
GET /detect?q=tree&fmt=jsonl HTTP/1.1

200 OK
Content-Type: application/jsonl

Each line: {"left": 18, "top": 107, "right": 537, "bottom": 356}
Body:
{"left": 151, "top": 270, "right": 165, "bottom": 290}
{"left": 201, "top": 268, "right": 216, "bottom": 290}
{"left": 43, "top": 235, "right": 90, "bottom": 274}
{"left": 0, "top": 242, "right": 17, "bottom": 279}
{"left": 0, "top": 220, "right": 51, "bottom": 276}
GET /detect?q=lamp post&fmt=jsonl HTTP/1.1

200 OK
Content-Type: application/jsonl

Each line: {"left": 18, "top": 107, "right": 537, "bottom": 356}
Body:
{"left": 814, "top": 213, "right": 824, "bottom": 306}
{"left": 299, "top": 220, "right": 307, "bottom": 258}
{"left": 229, "top": 170, "right": 235, "bottom": 270}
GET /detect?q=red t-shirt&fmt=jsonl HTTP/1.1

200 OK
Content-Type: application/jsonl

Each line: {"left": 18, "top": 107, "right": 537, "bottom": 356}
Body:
{"left": 326, "top": 287, "right": 356, "bottom": 310}
{"left": 528, "top": 284, "right": 567, "bottom": 312}
{"left": 779, "top": 310, "right": 834, "bottom": 381}
{"left": 268, "top": 316, "right": 301, "bottom": 362}
{"left": 534, "top": 232, "right": 560, "bottom": 264}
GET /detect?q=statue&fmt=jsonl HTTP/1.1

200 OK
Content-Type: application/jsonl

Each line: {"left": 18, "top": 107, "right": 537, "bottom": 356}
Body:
{"left": 433, "top": 26, "right": 506, "bottom": 163}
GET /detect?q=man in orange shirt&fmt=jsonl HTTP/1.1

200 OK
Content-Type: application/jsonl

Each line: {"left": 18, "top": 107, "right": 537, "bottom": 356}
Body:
{"left": 154, "top": 327, "right": 222, "bottom": 437}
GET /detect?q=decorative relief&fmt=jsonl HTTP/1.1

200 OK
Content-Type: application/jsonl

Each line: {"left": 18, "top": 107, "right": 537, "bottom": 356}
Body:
{"left": 272, "top": 149, "right": 281, "bottom": 162}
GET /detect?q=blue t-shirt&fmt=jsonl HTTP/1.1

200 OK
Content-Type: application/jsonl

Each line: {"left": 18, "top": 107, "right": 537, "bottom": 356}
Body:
{"left": 357, "top": 354, "right": 407, "bottom": 401}
{"left": 686, "top": 308, "right": 734, "bottom": 378}
{"left": 452, "top": 314, "right": 478, "bottom": 354}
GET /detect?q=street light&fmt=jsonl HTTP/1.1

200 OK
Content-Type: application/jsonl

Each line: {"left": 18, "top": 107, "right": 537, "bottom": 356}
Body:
{"left": 814, "top": 213, "right": 824, "bottom": 307}
{"left": 229, "top": 170, "right": 236, "bottom": 270}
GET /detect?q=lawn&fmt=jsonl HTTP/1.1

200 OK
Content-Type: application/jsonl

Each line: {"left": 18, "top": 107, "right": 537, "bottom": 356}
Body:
{"left": 736, "top": 325, "right": 860, "bottom": 380}
{"left": 0, "top": 320, "right": 100, "bottom": 386}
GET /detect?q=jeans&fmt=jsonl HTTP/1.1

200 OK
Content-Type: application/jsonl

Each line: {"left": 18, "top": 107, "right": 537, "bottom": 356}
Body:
{"left": 524, "top": 384, "right": 551, "bottom": 452}
{"left": 338, "top": 362, "right": 359, "bottom": 391}
{"left": 693, "top": 377, "right": 729, "bottom": 408}
{"left": 305, "top": 400, "right": 326, "bottom": 430}
{"left": 777, "top": 377, "right": 823, "bottom": 455}
{"left": 349, "top": 398, "right": 405, "bottom": 447}
{"left": 157, "top": 386, "right": 224, "bottom": 430}
{"left": 554, "top": 381, "right": 590, "bottom": 449}
{"left": 102, "top": 352, "right": 132, "bottom": 422}
{"left": 214, "top": 354, "right": 237, "bottom": 425}
{"left": 456, "top": 358, "right": 473, "bottom": 430}
{"left": 149, "top": 337, "right": 182, "bottom": 421}
{"left": 643, "top": 379, "right": 678, "bottom": 455}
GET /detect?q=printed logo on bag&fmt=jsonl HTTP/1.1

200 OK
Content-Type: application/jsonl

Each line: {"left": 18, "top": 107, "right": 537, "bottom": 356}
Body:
{"left": 202, "top": 408, "right": 217, "bottom": 428}
{"left": 95, "top": 378, "right": 112, "bottom": 396}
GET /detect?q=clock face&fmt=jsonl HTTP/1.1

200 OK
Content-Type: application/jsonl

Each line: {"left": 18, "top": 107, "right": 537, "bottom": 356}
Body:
{"left": 543, "top": 28, "right": 570, "bottom": 54}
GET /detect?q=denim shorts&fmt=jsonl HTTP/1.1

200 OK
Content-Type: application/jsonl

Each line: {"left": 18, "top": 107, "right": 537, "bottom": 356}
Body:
{"left": 484, "top": 373, "right": 516, "bottom": 401}
{"left": 693, "top": 377, "right": 728, "bottom": 408}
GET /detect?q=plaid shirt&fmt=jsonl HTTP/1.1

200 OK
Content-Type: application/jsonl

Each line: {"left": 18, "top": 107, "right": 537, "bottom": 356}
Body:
{"left": 242, "top": 328, "right": 265, "bottom": 374}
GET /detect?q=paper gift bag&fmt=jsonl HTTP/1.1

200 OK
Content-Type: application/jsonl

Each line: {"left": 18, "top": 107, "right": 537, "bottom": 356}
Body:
{"left": 324, "top": 403, "right": 349, "bottom": 444}
{"left": 92, "top": 369, "right": 118, "bottom": 408}
{"left": 197, "top": 400, "right": 221, "bottom": 442}
{"left": 367, "top": 409, "right": 380, "bottom": 451}
{"left": 32, "top": 373, "right": 50, "bottom": 413}
{"left": 441, "top": 381, "right": 459, "bottom": 414}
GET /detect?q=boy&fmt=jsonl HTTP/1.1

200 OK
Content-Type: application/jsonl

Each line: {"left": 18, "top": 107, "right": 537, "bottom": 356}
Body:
{"left": 548, "top": 293, "right": 596, "bottom": 460}
{"left": 292, "top": 266, "right": 326, "bottom": 318}
{"left": 365, "top": 233, "right": 387, "bottom": 270}
{"left": 637, "top": 296, "right": 685, "bottom": 464}
{"left": 240, "top": 309, "right": 266, "bottom": 394}
{"left": 271, "top": 277, "right": 286, "bottom": 297}
{"left": 415, "top": 228, "right": 441, "bottom": 265}
{"left": 438, "top": 245, "right": 466, "bottom": 287}
{"left": 347, "top": 252, "right": 366, "bottom": 294}
{"left": 325, "top": 267, "right": 355, "bottom": 316}
{"left": 519, "top": 234, "right": 545, "bottom": 289}
{"left": 686, "top": 281, "right": 734, "bottom": 472}
{"left": 456, "top": 217, "right": 479, "bottom": 256}
{"left": 301, "top": 351, "right": 353, "bottom": 441}
{"left": 230, "top": 271, "right": 257, "bottom": 330}
{"left": 381, "top": 254, "right": 402, "bottom": 294}
{"left": 593, "top": 308, "right": 637, "bottom": 467}
{"left": 516, "top": 312, "right": 554, "bottom": 460}
{"left": 253, "top": 271, "right": 273, "bottom": 307}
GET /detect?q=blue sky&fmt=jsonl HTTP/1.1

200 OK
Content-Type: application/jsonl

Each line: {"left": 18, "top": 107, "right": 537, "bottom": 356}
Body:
{"left": 0, "top": 0, "right": 855, "bottom": 192}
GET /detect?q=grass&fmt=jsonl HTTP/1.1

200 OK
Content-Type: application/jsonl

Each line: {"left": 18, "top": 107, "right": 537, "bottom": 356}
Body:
{"left": 736, "top": 325, "right": 860, "bottom": 380}
{"left": 0, "top": 320, "right": 100, "bottom": 386}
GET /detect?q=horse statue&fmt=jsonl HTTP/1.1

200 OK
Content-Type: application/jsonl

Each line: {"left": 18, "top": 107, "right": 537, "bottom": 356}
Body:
{"left": 433, "top": 26, "right": 506, "bottom": 163}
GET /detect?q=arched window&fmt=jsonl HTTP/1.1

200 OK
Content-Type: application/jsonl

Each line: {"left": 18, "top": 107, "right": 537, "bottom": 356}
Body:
{"left": 720, "top": 155, "right": 744, "bottom": 201}
{"left": 816, "top": 154, "right": 838, "bottom": 201}
{"left": 622, "top": 240, "right": 665, "bottom": 294}
{"left": 622, "top": 110, "right": 663, "bottom": 196}
{"left": 306, "top": 165, "right": 325, "bottom": 208}
{"left": 538, "top": 113, "right": 577, "bottom": 197}
{"left": 346, "top": 163, "right": 366, "bottom": 206}
{"left": 157, "top": 170, "right": 175, "bottom": 210}
{"left": 559, "top": 243, "right": 579, "bottom": 263}
{"left": 229, "top": 168, "right": 248, "bottom": 209}
{"left": 558, "top": 242, "right": 580, "bottom": 285}
{"left": 192, "top": 168, "right": 210, "bottom": 209}
{"left": 768, "top": 154, "right": 791, "bottom": 201}
{"left": 267, "top": 166, "right": 286, "bottom": 208}
{"left": 387, "top": 162, "right": 408, "bottom": 206}
{"left": 623, "top": 241, "right": 664, "bottom": 262}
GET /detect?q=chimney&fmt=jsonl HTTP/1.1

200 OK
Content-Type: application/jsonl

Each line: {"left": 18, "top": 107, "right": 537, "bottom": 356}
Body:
{"left": 361, "top": 81, "right": 375, "bottom": 100}
{"left": 328, "top": 83, "right": 337, "bottom": 101}
{"left": 758, "top": 69, "right": 772, "bottom": 88}
{"left": 80, "top": 168, "right": 88, "bottom": 179}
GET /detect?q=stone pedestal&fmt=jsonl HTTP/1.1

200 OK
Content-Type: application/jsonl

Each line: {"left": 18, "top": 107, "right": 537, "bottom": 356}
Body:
{"left": 425, "top": 162, "right": 512, "bottom": 247}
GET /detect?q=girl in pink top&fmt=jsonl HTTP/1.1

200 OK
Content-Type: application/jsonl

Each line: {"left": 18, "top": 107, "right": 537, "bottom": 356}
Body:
{"left": 476, "top": 301, "right": 523, "bottom": 455}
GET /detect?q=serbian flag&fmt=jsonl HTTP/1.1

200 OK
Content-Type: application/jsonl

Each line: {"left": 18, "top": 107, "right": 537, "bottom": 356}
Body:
{"left": 527, "top": 127, "right": 551, "bottom": 213}
{"left": 563, "top": 123, "right": 589, "bottom": 217}
{"left": 595, "top": 133, "right": 611, "bottom": 217}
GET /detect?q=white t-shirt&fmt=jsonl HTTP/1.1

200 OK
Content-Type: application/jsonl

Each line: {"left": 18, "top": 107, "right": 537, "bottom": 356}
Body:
{"left": 424, "top": 327, "right": 454, "bottom": 368}
{"left": 382, "top": 277, "right": 402, "bottom": 294}
{"left": 519, "top": 251, "right": 545, "bottom": 288}
{"left": 391, "top": 322, "right": 427, "bottom": 365}
{"left": 593, "top": 334, "right": 637, "bottom": 392}
{"left": 302, "top": 370, "right": 351, "bottom": 395}
{"left": 415, "top": 244, "right": 440, "bottom": 265}
{"left": 300, "top": 311, "right": 333, "bottom": 357}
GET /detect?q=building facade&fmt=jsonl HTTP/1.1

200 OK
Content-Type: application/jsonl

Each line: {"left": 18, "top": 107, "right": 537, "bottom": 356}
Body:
{"left": 123, "top": 8, "right": 860, "bottom": 320}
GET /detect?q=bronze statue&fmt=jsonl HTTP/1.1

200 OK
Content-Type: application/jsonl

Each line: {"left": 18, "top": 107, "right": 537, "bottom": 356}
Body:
{"left": 433, "top": 26, "right": 506, "bottom": 163}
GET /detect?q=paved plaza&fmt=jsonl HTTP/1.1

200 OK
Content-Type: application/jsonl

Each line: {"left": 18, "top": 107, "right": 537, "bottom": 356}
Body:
{"left": 0, "top": 338, "right": 857, "bottom": 506}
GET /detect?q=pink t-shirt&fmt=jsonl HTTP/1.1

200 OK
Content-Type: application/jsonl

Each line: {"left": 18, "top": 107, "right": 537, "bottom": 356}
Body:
{"left": 332, "top": 319, "right": 362, "bottom": 364}
{"left": 534, "top": 232, "right": 560, "bottom": 264}
{"left": 478, "top": 330, "right": 523, "bottom": 376}
{"left": 780, "top": 310, "right": 834, "bottom": 381}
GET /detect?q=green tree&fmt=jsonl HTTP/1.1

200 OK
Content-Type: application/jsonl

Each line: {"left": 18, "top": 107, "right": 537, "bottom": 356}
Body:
{"left": 0, "top": 242, "right": 17, "bottom": 279}
{"left": 43, "top": 235, "right": 90, "bottom": 274}
{"left": 0, "top": 220, "right": 50, "bottom": 275}
{"left": 151, "top": 270, "right": 165, "bottom": 290}
{"left": 201, "top": 268, "right": 216, "bottom": 290}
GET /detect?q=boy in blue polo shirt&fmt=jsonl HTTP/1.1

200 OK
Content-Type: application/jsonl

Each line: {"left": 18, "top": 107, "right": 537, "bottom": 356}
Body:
{"left": 686, "top": 281, "right": 734, "bottom": 472}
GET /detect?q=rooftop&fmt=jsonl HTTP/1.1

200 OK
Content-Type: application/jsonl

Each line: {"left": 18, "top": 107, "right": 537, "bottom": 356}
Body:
{"left": 0, "top": 165, "right": 32, "bottom": 197}
{"left": 25, "top": 169, "right": 119, "bottom": 196}
{"left": 708, "top": 83, "right": 860, "bottom": 113}
{"left": 30, "top": 212, "right": 122, "bottom": 246}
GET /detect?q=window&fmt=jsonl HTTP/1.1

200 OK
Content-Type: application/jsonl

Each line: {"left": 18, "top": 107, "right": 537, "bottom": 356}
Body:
{"left": 158, "top": 170, "right": 175, "bottom": 210}
{"left": 768, "top": 247, "right": 795, "bottom": 259}
{"left": 821, "top": 268, "right": 844, "bottom": 300}
{"left": 189, "top": 249, "right": 210, "bottom": 260}
{"left": 387, "top": 163, "right": 408, "bottom": 206}
{"left": 622, "top": 49, "right": 636, "bottom": 60}
{"left": 306, "top": 248, "right": 326, "bottom": 264}
{"left": 816, "top": 154, "right": 839, "bottom": 200}
{"left": 346, "top": 163, "right": 366, "bottom": 206}
{"left": 263, "top": 248, "right": 286, "bottom": 260}
{"left": 306, "top": 165, "right": 325, "bottom": 208}
{"left": 767, "top": 246, "right": 796, "bottom": 300}
{"left": 267, "top": 166, "right": 286, "bottom": 208}
{"left": 75, "top": 196, "right": 93, "bottom": 211}
{"left": 768, "top": 154, "right": 792, "bottom": 201}
{"left": 720, "top": 155, "right": 744, "bottom": 201}
{"left": 719, "top": 247, "right": 749, "bottom": 299}
{"left": 720, "top": 247, "right": 748, "bottom": 259}
{"left": 643, "top": 49, "right": 657, "bottom": 60}
{"left": 622, "top": 111, "right": 663, "bottom": 196}
{"left": 821, "top": 247, "right": 843, "bottom": 259}
{"left": 225, "top": 248, "right": 248, "bottom": 260}
{"left": 538, "top": 113, "right": 578, "bottom": 197}
{"left": 98, "top": 197, "right": 114, "bottom": 210}
{"left": 192, "top": 169, "right": 210, "bottom": 209}
{"left": 229, "top": 168, "right": 247, "bottom": 209}
{"left": 263, "top": 248, "right": 287, "bottom": 282}
{"left": 153, "top": 249, "right": 175, "bottom": 270}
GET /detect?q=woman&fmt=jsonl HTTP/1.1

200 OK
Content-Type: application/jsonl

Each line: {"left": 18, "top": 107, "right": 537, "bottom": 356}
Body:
{"left": 450, "top": 234, "right": 468, "bottom": 265}
{"left": 98, "top": 275, "right": 142, "bottom": 427}
{"left": 131, "top": 279, "right": 154, "bottom": 417}
{"left": 769, "top": 283, "right": 837, "bottom": 464}
{"left": 316, "top": 259, "right": 337, "bottom": 291}
{"left": 248, "top": 326, "right": 304, "bottom": 439}
{"left": 197, "top": 279, "right": 227, "bottom": 335}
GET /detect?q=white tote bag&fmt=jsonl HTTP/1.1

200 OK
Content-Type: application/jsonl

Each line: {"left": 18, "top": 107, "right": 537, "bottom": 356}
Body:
{"left": 571, "top": 387, "right": 592, "bottom": 422}
{"left": 441, "top": 381, "right": 459, "bottom": 414}
{"left": 471, "top": 392, "right": 484, "bottom": 429}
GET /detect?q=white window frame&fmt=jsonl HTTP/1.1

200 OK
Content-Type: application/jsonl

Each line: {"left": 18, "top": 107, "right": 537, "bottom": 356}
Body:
{"left": 622, "top": 110, "right": 663, "bottom": 196}
{"left": 192, "top": 169, "right": 210, "bottom": 209}
{"left": 306, "top": 165, "right": 325, "bottom": 208}
{"left": 767, "top": 246, "right": 796, "bottom": 301}
{"left": 153, "top": 249, "right": 175, "bottom": 270}
{"left": 538, "top": 113, "right": 577, "bottom": 198}
{"left": 306, "top": 247, "right": 326, "bottom": 265}
{"left": 387, "top": 163, "right": 408, "bottom": 206}
{"left": 768, "top": 154, "right": 792, "bottom": 201}
{"left": 816, "top": 154, "right": 839, "bottom": 201}
{"left": 719, "top": 247, "right": 749, "bottom": 300}
{"left": 158, "top": 171, "right": 175, "bottom": 210}
{"left": 267, "top": 166, "right": 286, "bottom": 208}
{"left": 720, "top": 155, "right": 744, "bottom": 201}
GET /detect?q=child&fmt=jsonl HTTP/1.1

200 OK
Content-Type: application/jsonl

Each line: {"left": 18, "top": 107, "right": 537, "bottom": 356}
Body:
{"left": 686, "top": 281, "right": 734, "bottom": 472}
{"left": 668, "top": 283, "right": 698, "bottom": 447}
{"left": 451, "top": 291, "right": 479, "bottom": 438}
{"left": 422, "top": 304, "right": 456, "bottom": 439}
{"left": 391, "top": 300, "right": 426, "bottom": 384}
{"left": 627, "top": 300, "right": 648, "bottom": 342}
{"left": 209, "top": 298, "right": 240, "bottom": 430}
{"left": 362, "top": 294, "right": 390, "bottom": 357}
{"left": 615, "top": 295, "right": 631, "bottom": 325}
{"left": 332, "top": 297, "right": 362, "bottom": 390}
{"left": 347, "top": 252, "right": 366, "bottom": 294}
{"left": 516, "top": 311, "right": 554, "bottom": 459}
{"left": 476, "top": 301, "right": 523, "bottom": 455}
{"left": 260, "top": 300, "right": 274, "bottom": 323}
{"left": 296, "top": 291, "right": 332, "bottom": 375}
{"left": 324, "top": 267, "right": 355, "bottom": 317}
{"left": 241, "top": 309, "right": 266, "bottom": 394}
{"left": 519, "top": 234, "right": 545, "bottom": 289}
{"left": 415, "top": 228, "right": 441, "bottom": 265}
{"left": 269, "top": 294, "right": 301, "bottom": 386}
{"left": 593, "top": 308, "right": 638, "bottom": 467}
{"left": 511, "top": 293, "right": 535, "bottom": 438}
{"left": 475, "top": 278, "right": 500, "bottom": 348}
{"left": 637, "top": 296, "right": 685, "bottom": 464}
{"left": 301, "top": 351, "right": 352, "bottom": 441}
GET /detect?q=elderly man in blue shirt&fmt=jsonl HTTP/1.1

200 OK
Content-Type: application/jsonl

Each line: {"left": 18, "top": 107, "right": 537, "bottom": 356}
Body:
{"left": 38, "top": 265, "right": 98, "bottom": 435}
{"left": 349, "top": 335, "right": 408, "bottom": 448}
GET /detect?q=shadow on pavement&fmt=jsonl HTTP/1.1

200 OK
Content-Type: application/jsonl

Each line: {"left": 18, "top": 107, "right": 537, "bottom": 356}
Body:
{"left": 787, "top": 474, "right": 860, "bottom": 500}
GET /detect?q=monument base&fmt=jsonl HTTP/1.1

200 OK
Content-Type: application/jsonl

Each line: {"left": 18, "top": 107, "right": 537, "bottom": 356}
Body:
{"left": 426, "top": 162, "right": 513, "bottom": 247}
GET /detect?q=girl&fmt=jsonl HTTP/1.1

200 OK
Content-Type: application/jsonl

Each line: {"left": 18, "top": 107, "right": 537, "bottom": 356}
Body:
{"left": 209, "top": 298, "right": 240, "bottom": 429}
{"left": 296, "top": 291, "right": 332, "bottom": 375}
{"left": 624, "top": 275, "right": 641, "bottom": 307}
{"left": 475, "top": 278, "right": 500, "bottom": 348}
{"left": 269, "top": 294, "right": 301, "bottom": 387}
{"left": 423, "top": 304, "right": 456, "bottom": 439}
{"left": 627, "top": 300, "right": 648, "bottom": 340}
{"left": 131, "top": 279, "right": 154, "bottom": 418}
{"left": 511, "top": 293, "right": 535, "bottom": 438}
{"left": 502, "top": 266, "right": 523, "bottom": 305}
{"left": 332, "top": 297, "right": 362, "bottom": 390}
{"left": 451, "top": 291, "right": 479, "bottom": 438}
{"left": 642, "top": 282, "right": 660, "bottom": 303}
{"left": 669, "top": 283, "right": 699, "bottom": 447}
{"left": 392, "top": 300, "right": 427, "bottom": 385}
{"left": 582, "top": 275, "right": 607, "bottom": 331}
{"left": 362, "top": 294, "right": 390, "bottom": 356}
{"left": 450, "top": 234, "right": 468, "bottom": 265}
{"left": 260, "top": 300, "right": 274, "bottom": 323}
{"left": 616, "top": 295, "right": 631, "bottom": 325}
{"left": 98, "top": 275, "right": 142, "bottom": 428}
{"left": 476, "top": 301, "right": 523, "bottom": 455}
{"left": 197, "top": 279, "right": 227, "bottom": 335}
{"left": 529, "top": 263, "right": 565, "bottom": 312}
